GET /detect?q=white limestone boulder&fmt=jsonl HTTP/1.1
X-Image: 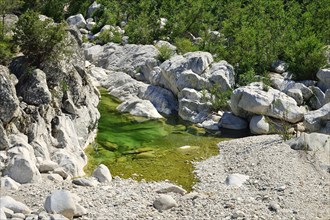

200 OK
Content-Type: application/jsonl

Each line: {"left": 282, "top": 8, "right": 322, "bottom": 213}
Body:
{"left": 66, "top": 14, "right": 86, "bottom": 28}
{"left": 230, "top": 82, "right": 304, "bottom": 123}
{"left": 92, "top": 164, "right": 112, "bottom": 183}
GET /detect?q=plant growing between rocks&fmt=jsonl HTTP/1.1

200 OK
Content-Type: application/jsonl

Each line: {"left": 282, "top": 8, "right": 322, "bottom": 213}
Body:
{"left": 156, "top": 44, "right": 173, "bottom": 62}
{"left": 13, "top": 10, "right": 67, "bottom": 67}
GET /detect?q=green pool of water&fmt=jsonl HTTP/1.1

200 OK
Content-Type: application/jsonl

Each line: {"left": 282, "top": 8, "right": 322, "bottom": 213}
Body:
{"left": 84, "top": 88, "right": 228, "bottom": 191}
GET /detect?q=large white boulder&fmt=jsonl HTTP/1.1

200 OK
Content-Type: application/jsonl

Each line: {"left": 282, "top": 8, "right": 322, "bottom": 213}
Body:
{"left": 5, "top": 134, "right": 41, "bottom": 184}
{"left": 92, "top": 164, "right": 112, "bottom": 183}
{"left": 159, "top": 52, "right": 213, "bottom": 95}
{"left": 117, "top": 98, "right": 163, "bottom": 119}
{"left": 87, "top": 1, "right": 101, "bottom": 18}
{"left": 44, "top": 190, "right": 76, "bottom": 219}
{"left": 219, "top": 112, "right": 248, "bottom": 130}
{"left": 66, "top": 14, "right": 86, "bottom": 28}
{"left": 107, "top": 71, "right": 177, "bottom": 116}
{"left": 230, "top": 82, "right": 304, "bottom": 123}
{"left": 249, "top": 115, "right": 270, "bottom": 134}
{"left": 178, "top": 88, "right": 211, "bottom": 123}
{"left": 304, "top": 103, "right": 330, "bottom": 133}
{"left": 0, "top": 196, "right": 31, "bottom": 214}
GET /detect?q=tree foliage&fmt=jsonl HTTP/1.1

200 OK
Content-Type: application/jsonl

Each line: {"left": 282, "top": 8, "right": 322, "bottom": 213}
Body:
{"left": 13, "top": 10, "right": 67, "bottom": 66}
{"left": 8, "top": 0, "right": 329, "bottom": 80}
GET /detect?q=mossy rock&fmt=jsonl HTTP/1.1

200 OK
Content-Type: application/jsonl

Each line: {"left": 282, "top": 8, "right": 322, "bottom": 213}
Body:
{"left": 134, "top": 151, "right": 156, "bottom": 159}
{"left": 186, "top": 125, "right": 206, "bottom": 136}
{"left": 101, "top": 141, "right": 118, "bottom": 151}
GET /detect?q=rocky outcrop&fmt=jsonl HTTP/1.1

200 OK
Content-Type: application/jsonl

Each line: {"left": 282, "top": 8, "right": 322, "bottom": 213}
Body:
{"left": 219, "top": 112, "right": 248, "bottom": 130}
{"left": 270, "top": 73, "right": 313, "bottom": 106}
{"left": 1, "top": 30, "right": 100, "bottom": 183}
{"left": 230, "top": 82, "right": 305, "bottom": 123}
{"left": 158, "top": 52, "right": 234, "bottom": 96}
{"left": 304, "top": 103, "right": 330, "bottom": 133}
{"left": 317, "top": 68, "right": 330, "bottom": 91}
{"left": 178, "top": 88, "right": 211, "bottom": 123}
{"left": 16, "top": 69, "right": 52, "bottom": 105}
{"left": 0, "top": 66, "right": 20, "bottom": 124}
{"left": 106, "top": 71, "right": 178, "bottom": 116}
{"left": 85, "top": 44, "right": 234, "bottom": 125}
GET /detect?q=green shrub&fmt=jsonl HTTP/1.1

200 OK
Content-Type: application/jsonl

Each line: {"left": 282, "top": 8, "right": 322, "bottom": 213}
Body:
{"left": 238, "top": 69, "right": 257, "bottom": 86}
{"left": 208, "top": 84, "right": 232, "bottom": 111}
{"left": 174, "top": 37, "right": 199, "bottom": 54}
{"left": 156, "top": 45, "right": 173, "bottom": 62}
{"left": 13, "top": 10, "right": 67, "bottom": 66}
{"left": 285, "top": 35, "right": 327, "bottom": 80}
{"left": 0, "top": 39, "right": 13, "bottom": 65}
{"left": 96, "top": 29, "right": 122, "bottom": 45}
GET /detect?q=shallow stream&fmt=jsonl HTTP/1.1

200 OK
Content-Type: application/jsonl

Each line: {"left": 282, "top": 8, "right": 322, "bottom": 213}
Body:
{"left": 84, "top": 88, "right": 230, "bottom": 191}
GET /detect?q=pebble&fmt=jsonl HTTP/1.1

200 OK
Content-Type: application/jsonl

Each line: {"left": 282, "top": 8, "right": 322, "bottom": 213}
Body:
{"left": 269, "top": 201, "right": 281, "bottom": 212}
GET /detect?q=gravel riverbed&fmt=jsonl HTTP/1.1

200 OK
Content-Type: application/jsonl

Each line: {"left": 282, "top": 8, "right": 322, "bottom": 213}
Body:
{"left": 1, "top": 135, "right": 329, "bottom": 219}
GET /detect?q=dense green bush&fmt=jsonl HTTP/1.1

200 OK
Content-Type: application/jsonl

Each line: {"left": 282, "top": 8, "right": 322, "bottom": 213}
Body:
{"left": 13, "top": 10, "right": 67, "bottom": 66}
{"left": 15, "top": 0, "right": 329, "bottom": 81}
{"left": 174, "top": 38, "right": 198, "bottom": 55}
{"left": 156, "top": 44, "right": 173, "bottom": 62}
{"left": 285, "top": 35, "right": 327, "bottom": 80}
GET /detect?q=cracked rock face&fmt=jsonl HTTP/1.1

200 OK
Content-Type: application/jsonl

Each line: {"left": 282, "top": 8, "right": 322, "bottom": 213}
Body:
{"left": 0, "top": 31, "right": 100, "bottom": 183}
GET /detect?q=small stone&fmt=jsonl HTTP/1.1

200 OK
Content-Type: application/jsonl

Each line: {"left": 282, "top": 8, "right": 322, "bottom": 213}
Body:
{"left": 53, "top": 167, "right": 69, "bottom": 180}
{"left": 277, "top": 185, "right": 286, "bottom": 192}
{"left": 73, "top": 204, "right": 87, "bottom": 217}
{"left": 156, "top": 185, "right": 187, "bottom": 195}
{"left": 72, "top": 177, "right": 98, "bottom": 187}
{"left": 153, "top": 195, "right": 177, "bottom": 211}
{"left": 232, "top": 210, "right": 245, "bottom": 219}
{"left": 269, "top": 201, "right": 280, "bottom": 212}
{"left": 225, "top": 173, "right": 249, "bottom": 187}
{"left": 47, "top": 174, "right": 63, "bottom": 182}
{"left": 0, "top": 176, "right": 21, "bottom": 190}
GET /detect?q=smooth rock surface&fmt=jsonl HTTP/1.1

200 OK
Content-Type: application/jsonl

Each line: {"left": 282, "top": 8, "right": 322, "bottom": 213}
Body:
{"left": 44, "top": 190, "right": 76, "bottom": 219}
{"left": 153, "top": 195, "right": 178, "bottom": 211}
{"left": 230, "top": 82, "right": 304, "bottom": 123}
{"left": 0, "top": 176, "right": 21, "bottom": 190}
{"left": 249, "top": 115, "right": 270, "bottom": 134}
{"left": 92, "top": 164, "right": 112, "bottom": 183}
{"left": 219, "top": 112, "right": 248, "bottom": 130}
{"left": 0, "top": 196, "right": 31, "bottom": 214}
{"left": 304, "top": 103, "right": 330, "bottom": 132}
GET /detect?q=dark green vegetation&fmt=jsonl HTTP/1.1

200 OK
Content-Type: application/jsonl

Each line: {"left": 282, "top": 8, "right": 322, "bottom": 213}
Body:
{"left": 1, "top": 0, "right": 329, "bottom": 81}
{"left": 70, "top": 0, "right": 328, "bottom": 82}
{"left": 13, "top": 10, "right": 67, "bottom": 66}
{"left": 84, "top": 88, "right": 226, "bottom": 191}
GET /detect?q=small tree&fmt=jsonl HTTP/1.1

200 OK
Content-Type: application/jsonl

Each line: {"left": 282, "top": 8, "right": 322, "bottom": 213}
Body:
{"left": 13, "top": 10, "right": 67, "bottom": 66}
